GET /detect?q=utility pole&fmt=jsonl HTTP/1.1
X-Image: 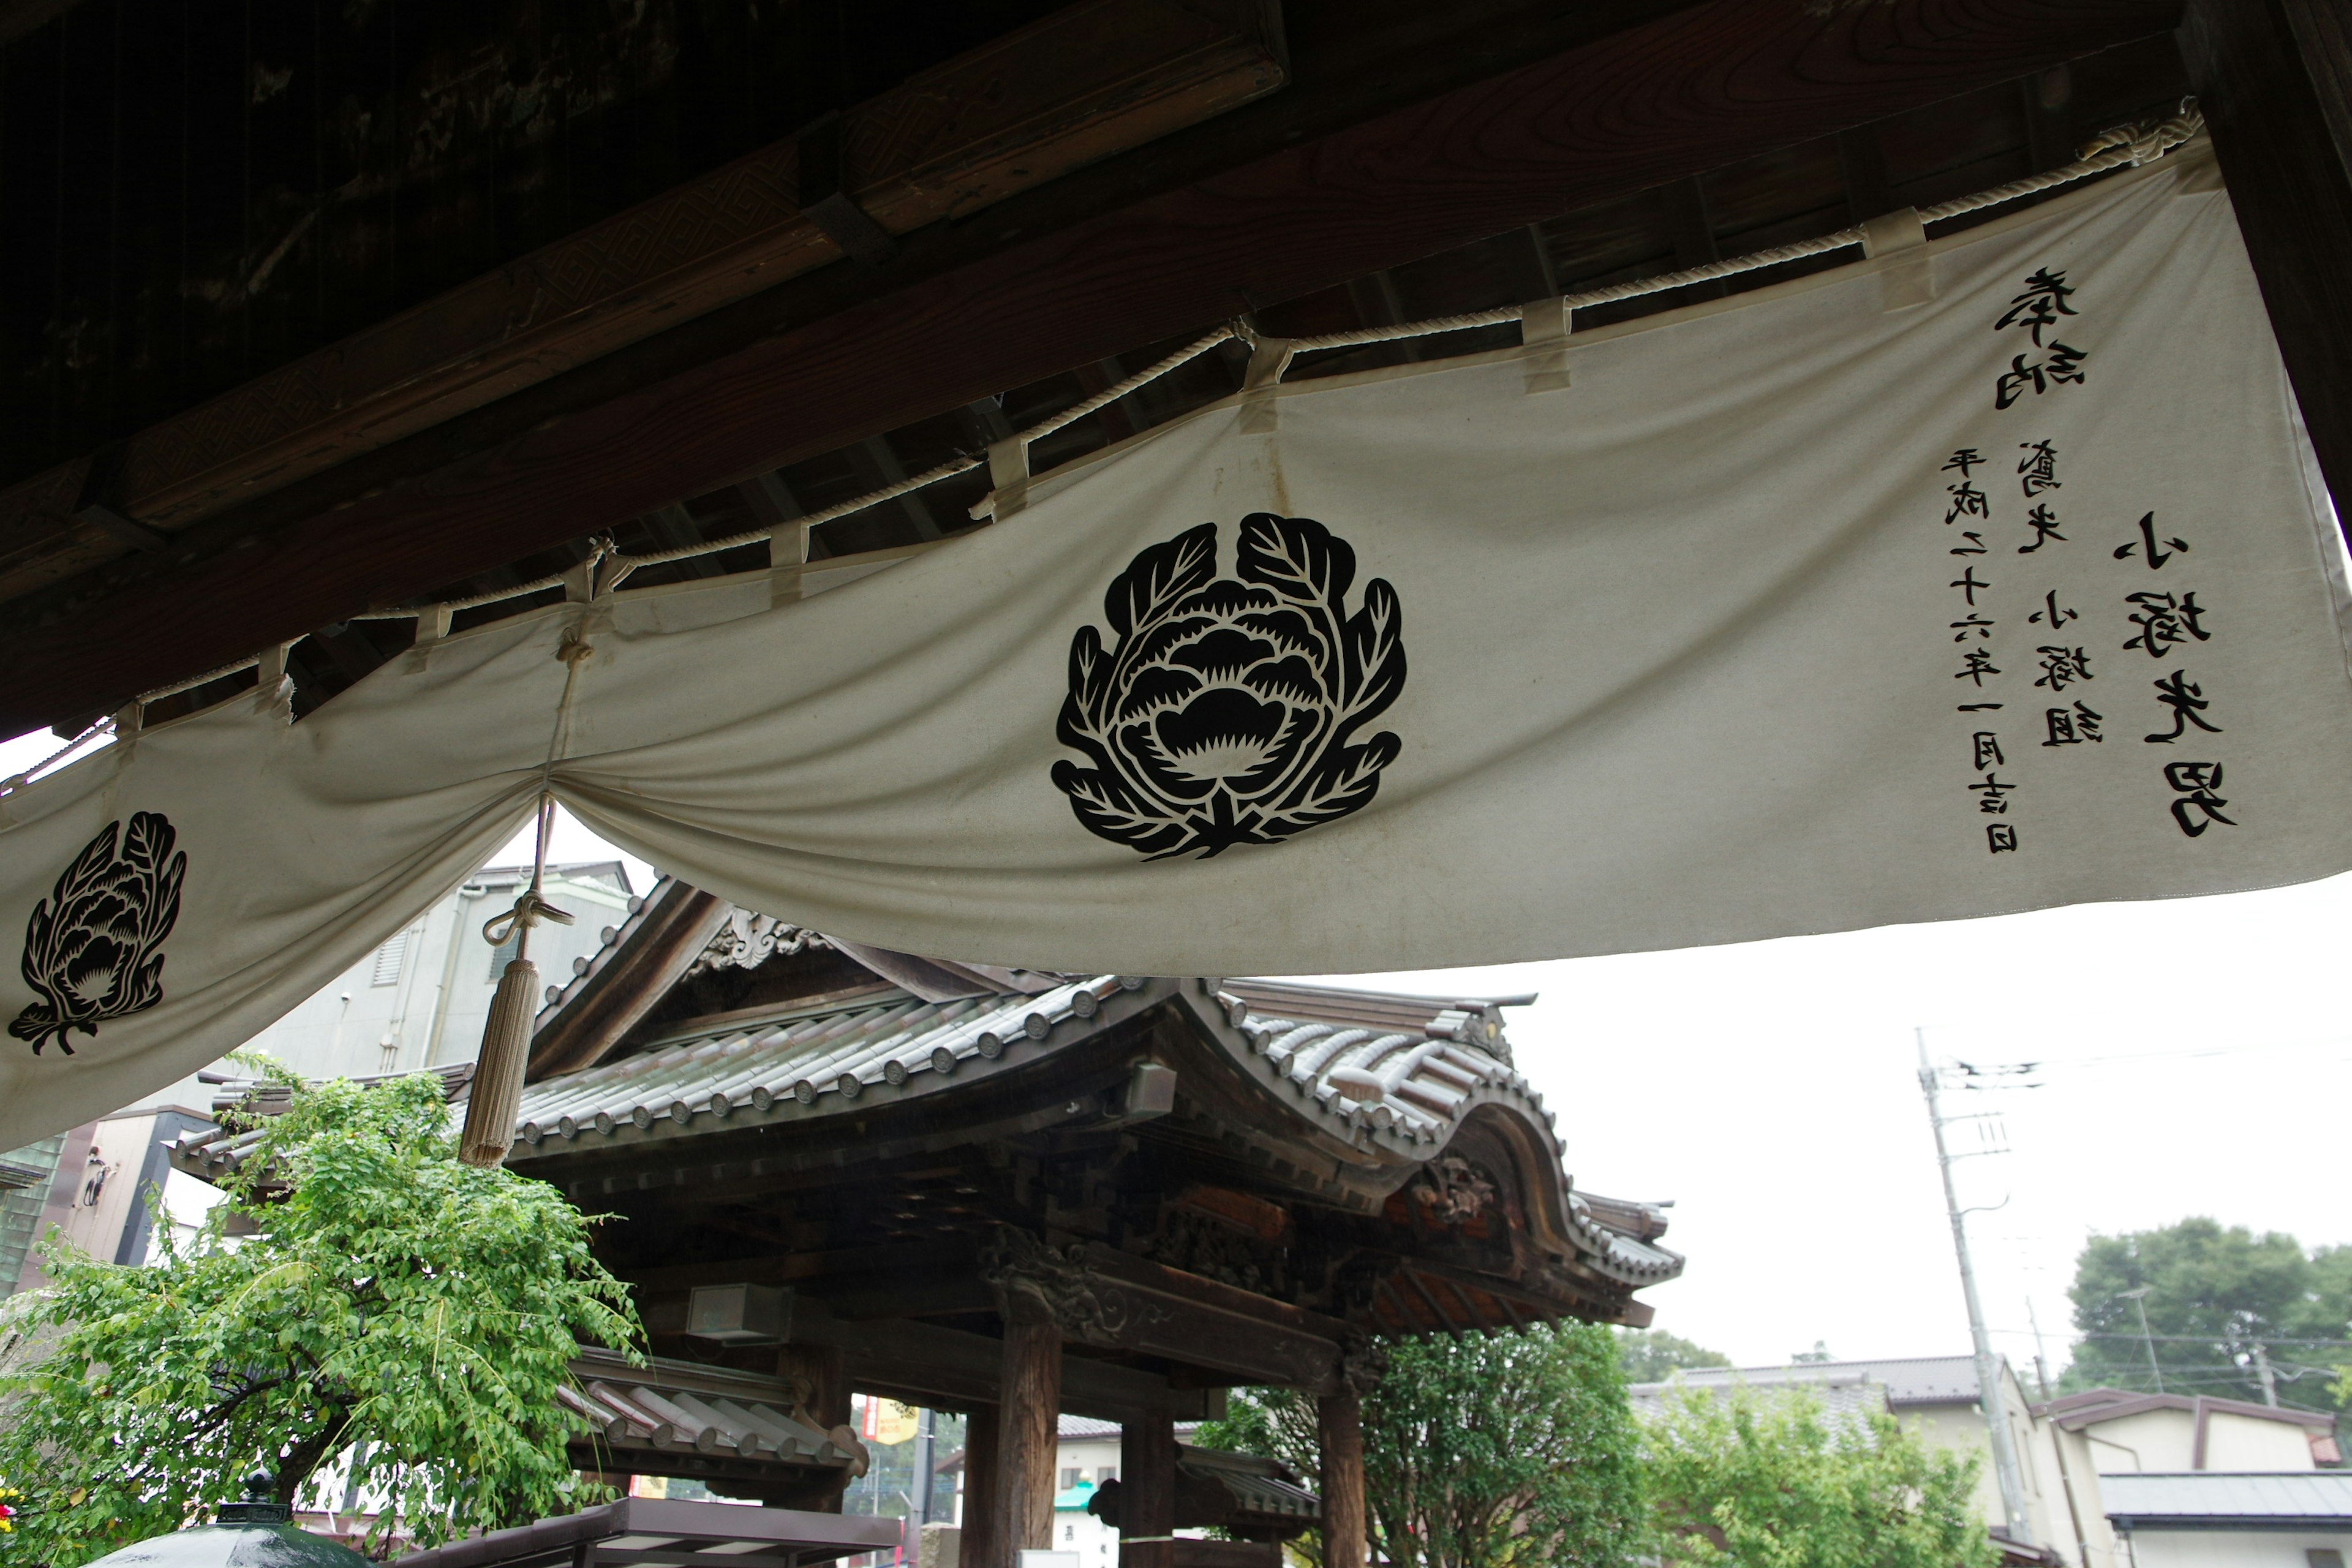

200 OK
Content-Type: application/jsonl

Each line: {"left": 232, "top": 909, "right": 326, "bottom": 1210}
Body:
{"left": 2028, "top": 1302, "right": 2095, "bottom": 1568}
{"left": 2119, "top": 1287, "right": 2164, "bottom": 1394}
{"left": 2253, "top": 1342, "right": 2280, "bottom": 1408}
{"left": 1917, "top": 1028, "right": 2035, "bottom": 1550}
{"left": 913, "top": 1406, "right": 938, "bottom": 1523}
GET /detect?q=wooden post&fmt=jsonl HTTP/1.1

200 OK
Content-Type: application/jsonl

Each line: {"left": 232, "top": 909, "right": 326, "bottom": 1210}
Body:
{"left": 778, "top": 1343, "right": 853, "bottom": 1513}
{"left": 2179, "top": 0, "right": 2352, "bottom": 543}
{"left": 1317, "top": 1387, "right": 1366, "bottom": 1568}
{"left": 993, "top": 1315, "right": 1064, "bottom": 1568}
{"left": 963, "top": 1402, "right": 1002, "bottom": 1568}
{"left": 1118, "top": 1408, "right": 1177, "bottom": 1568}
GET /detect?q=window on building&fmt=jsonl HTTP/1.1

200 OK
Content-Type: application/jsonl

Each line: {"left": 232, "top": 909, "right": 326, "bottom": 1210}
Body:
{"left": 371, "top": 930, "right": 410, "bottom": 986}
{"left": 2307, "top": 1552, "right": 2345, "bottom": 1568}
{"left": 1097, "top": 1467, "right": 1117, "bottom": 1484}
{"left": 490, "top": 931, "right": 519, "bottom": 979}
{"left": 1061, "top": 1469, "right": 1083, "bottom": 1490}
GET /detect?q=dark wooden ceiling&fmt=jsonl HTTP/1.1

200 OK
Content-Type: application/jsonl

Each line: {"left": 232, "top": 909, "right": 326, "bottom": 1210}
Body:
{"left": 1, "top": 0, "right": 1075, "bottom": 484}
{"left": 0, "top": 0, "right": 2293, "bottom": 739}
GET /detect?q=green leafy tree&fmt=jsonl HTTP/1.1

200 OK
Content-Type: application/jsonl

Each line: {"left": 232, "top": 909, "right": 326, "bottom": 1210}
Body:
{"left": 0, "top": 1074, "right": 642, "bottom": 1564}
{"left": 1618, "top": 1331, "right": 1733, "bottom": 1384}
{"left": 2065, "top": 1218, "right": 2352, "bottom": 1413}
{"left": 1200, "top": 1321, "right": 1645, "bottom": 1568}
{"left": 1641, "top": 1385, "right": 1997, "bottom": 1568}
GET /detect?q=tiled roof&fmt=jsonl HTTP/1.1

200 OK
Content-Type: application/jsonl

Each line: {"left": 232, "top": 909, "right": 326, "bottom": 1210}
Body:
{"left": 513, "top": 975, "right": 1133, "bottom": 1144}
{"left": 2034, "top": 1386, "right": 2337, "bottom": 1430}
{"left": 1628, "top": 1368, "right": 1893, "bottom": 1425}
{"left": 1644, "top": 1355, "right": 1991, "bottom": 1406}
{"left": 500, "top": 971, "right": 1678, "bottom": 1287}
{"left": 561, "top": 1348, "right": 866, "bottom": 1472}
{"left": 2102, "top": 1471, "right": 2352, "bottom": 1528}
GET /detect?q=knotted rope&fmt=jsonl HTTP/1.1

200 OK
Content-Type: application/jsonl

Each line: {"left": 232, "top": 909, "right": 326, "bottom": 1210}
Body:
{"left": 457, "top": 624, "right": 595, "bottom": 1166}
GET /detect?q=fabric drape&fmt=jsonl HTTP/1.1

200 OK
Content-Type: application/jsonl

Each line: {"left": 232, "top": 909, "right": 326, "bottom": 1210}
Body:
{"left": 4, "top": 147, "right": 2348, "bottom": 1147}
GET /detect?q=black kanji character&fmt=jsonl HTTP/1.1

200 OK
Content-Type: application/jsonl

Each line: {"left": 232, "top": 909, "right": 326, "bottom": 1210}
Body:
{"left": 1970, "top": 772, "right": 2018, "bottom": 815}
{"left": 2018, "top": 504, "right": 2067, "bottom": 554}
{"left": 1947, "top": 482, "right": 1991, "bottom": 524}
{"left": 2029, "top": 590, "right": 2078, "bottom": 630}
{"left": 2018, "top": 439, "right": 2060, "bottom": 497}
{"left": 1956, "top": 649, "right": 2003, "bottom": 687}
{"left": 2124, "top": 590, "right": 2212, "bottom": 660}
{"left": 1972, "top": 731, "right": 2006, "bottom": 769}
{"left": 1943, "top": 448, "right": 1986, "bottom": 477}
{"left": 1986, "top": 823, "right": 2019, "bottom": 854}
{"left": 1996, "top": 344, "right": 2089, "bottom": 410}
{"left": 2162, "top": 760, "right": 2236, "bottom": 837}
{"left": 2113, "top": 512, "right": 2188, "bottom": 569}
{"left": 2034, "top": 645, "right": 2094, "bottom": 693}
{"left": 1995, "top": 267, "right": 2079, "bottom": 346}
{"left": 2145, "top": 669, "right": 2222, "bottom": 743}
{"left": 1950, "top": 567, "right": 1992, "bottom": 606}
{"left": 2041, "top": 702, "right": 2104, "bottom": 747}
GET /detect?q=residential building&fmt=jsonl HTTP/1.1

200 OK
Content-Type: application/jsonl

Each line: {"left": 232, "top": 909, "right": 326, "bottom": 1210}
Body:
{"left": 0, "top": 860, "right": 632, "bottom": 1296}
{"left": 2101, "top": 1471, "right": 2352, "bottom": 1567}
{"left": 1632, "top": 1355, "right": 2344, "bottom": 1568}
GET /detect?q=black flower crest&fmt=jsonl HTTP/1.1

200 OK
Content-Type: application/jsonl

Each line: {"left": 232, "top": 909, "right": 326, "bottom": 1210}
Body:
{"left": 11, "top": 812, "right": 186, "bottom": 1055}
{"left": 1053, "top": 513, "right": 1406, "bottom": 859}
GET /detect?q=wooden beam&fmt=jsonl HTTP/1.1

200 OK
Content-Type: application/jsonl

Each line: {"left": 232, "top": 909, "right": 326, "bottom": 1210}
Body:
{"left": 2177, "top": 0, "right": 2352, "bottom": 538}
{"left": 1317, "top": 1386, "right": 1367, "bottom": 1568}
{"left": 1119, "top": 1408, "right": 1178, "bottom": 1568}
{"left": 527, "top": 884, "right": 729, "bottom": 1080}
{"left": 0, "top": 0, "right": 2179, "bottom": 735}
{"left": 0, "top": 0, "right": 1286, "bottom": 590}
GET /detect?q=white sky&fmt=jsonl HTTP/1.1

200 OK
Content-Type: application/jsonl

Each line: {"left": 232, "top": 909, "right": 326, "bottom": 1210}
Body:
{"left": 6, "top": 726, "right": 2347, "bottom": 1379}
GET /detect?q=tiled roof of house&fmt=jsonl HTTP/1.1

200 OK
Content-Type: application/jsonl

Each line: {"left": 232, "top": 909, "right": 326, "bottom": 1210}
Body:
{"left": 1630, "top": 1354, "right": 1992, "bottom": 1409}
{"left": 2102, "top": 1471, "right": 2352, "bottom": 1529}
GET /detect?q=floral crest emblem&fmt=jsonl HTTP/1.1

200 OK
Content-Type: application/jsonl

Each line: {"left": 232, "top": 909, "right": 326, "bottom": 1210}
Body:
{"left": 11, "top": 812, "right": 186, "bottom": 1055}
{"left": 1052, "top": 513, "right": 1406, "bottom": 859}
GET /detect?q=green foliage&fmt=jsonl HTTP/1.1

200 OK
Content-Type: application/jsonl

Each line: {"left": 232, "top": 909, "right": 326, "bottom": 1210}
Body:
{"left": 1640, "top": 1387, "right": 1997, "bottom": 1568}
{"left": 0, "top": 1074, "right": 643, "bottom": 1564}
{"left": 2064, "top": 1218, "right": 2352, "bottom": 1414}
{"left": 1618, "top": 1331, "right": 1732, "bottom": 1384}
{"left": 1200, "top": 1322, "right": 1645, "bottom": 1568}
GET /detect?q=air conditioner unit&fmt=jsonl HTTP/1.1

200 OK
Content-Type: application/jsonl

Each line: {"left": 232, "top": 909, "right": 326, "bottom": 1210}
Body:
{"left": 686, "top": 1283, "right": 793, "bottom": 1344}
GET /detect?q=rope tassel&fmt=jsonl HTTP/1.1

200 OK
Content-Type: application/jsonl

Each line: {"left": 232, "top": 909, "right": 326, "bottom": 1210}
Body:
{"left": 459, "top": 797, "right": 575, "bottom": 1167}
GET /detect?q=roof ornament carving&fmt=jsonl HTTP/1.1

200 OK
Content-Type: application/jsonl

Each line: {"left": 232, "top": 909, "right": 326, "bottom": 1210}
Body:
{"left": 981, "top": 1226, "right": 1167, "bottom": 1346}
{"left": 1340, "top": 1336, "right": 1389, "bottom": 1396}
{"left": 1410, "top": 1153, "right": 1498, "bottom": 1226}
{"left": 686, "top": 910, "right": 815, "bottom": 978}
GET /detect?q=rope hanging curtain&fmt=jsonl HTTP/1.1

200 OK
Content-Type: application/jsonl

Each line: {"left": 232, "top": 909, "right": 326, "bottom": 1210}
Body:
{"left": 7, "top": 118, "right": 2351, "bottom": 1163}
{"left": 0, "top": 102, "right": 2206, "bottom": 793}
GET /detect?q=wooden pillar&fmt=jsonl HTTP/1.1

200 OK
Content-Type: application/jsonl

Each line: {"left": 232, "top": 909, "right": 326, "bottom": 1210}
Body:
{"left": 1317, "top": 1387, "right": 1366, "bottom": 1568}
{"left": 991, "top": 1314, "right": 1064, "bottom": 1568}
{"left": 778, "top": 1343, "right": 852, "bottom": 1513}
{"left": 2179, "top": 0, "right": 2352, "bottom": 542}
{"left": 1118, "top": 1408, "right": 1177, "bottom": 1568}
{"left": 963, "top": 1402, "right": 1002, "bottom": 1568}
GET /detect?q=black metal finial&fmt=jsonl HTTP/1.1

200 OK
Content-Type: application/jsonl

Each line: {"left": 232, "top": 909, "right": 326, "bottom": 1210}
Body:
{"left": 216, "top": 1468, "right": 292, "bottom": 1526}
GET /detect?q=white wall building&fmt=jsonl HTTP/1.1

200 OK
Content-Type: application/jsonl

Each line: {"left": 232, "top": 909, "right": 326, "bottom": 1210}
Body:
{"left": 1633, "top": 1355, "right": 2343, "bottom": 1568}
{"left": 0, "top": 859, "right": 635, "bottom": 1294}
